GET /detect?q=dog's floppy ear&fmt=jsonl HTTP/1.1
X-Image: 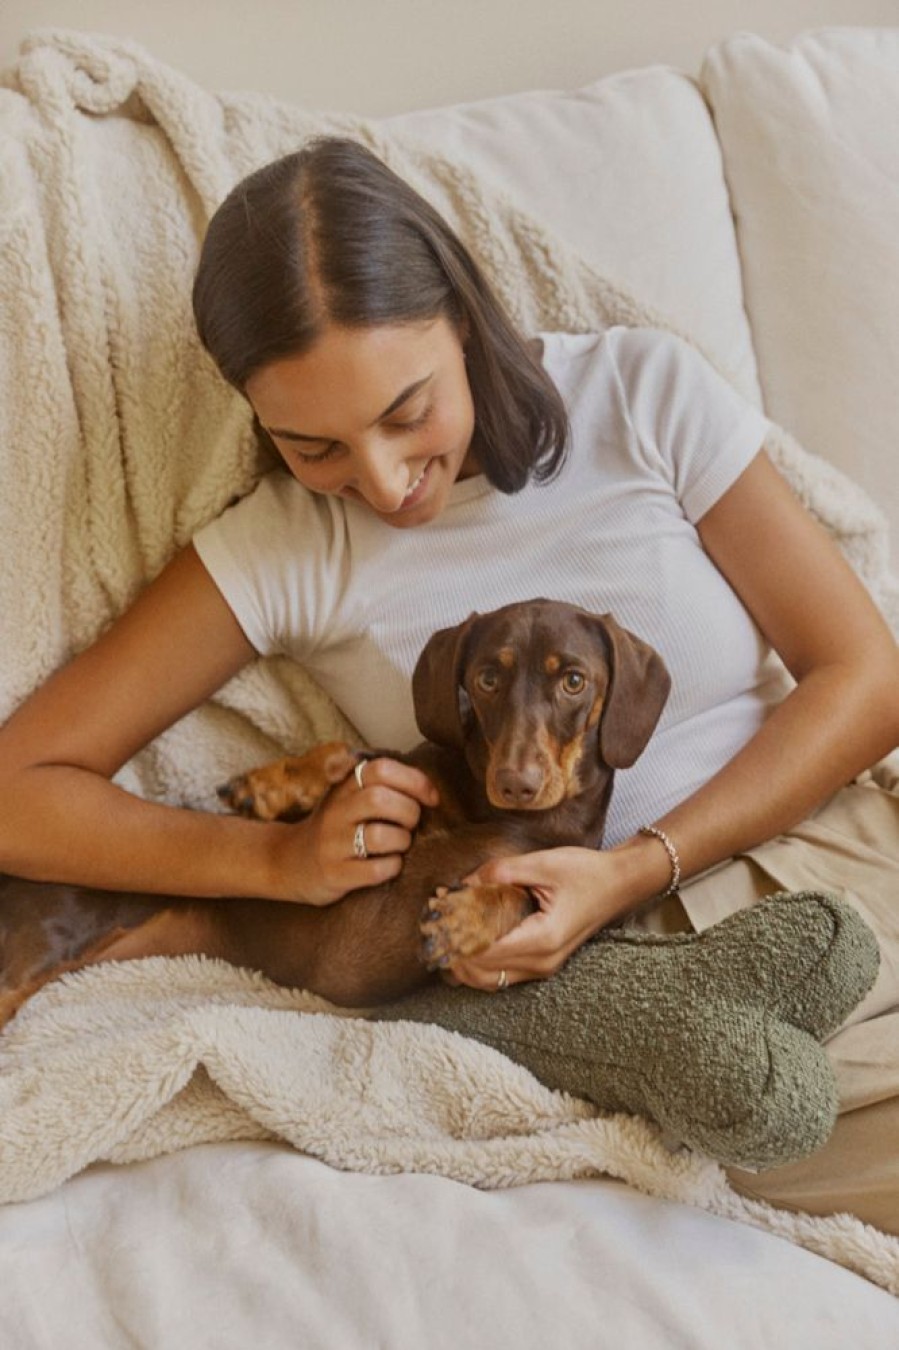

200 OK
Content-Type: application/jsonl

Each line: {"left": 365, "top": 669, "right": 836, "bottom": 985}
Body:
{"left": 412, "top": 613, "right": 481, "bottom": 749}
{"left": 592, "top": 614, "right": 671, "bottom": 768}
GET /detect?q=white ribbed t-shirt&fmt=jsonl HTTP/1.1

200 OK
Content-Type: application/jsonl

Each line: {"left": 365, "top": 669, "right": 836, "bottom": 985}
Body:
{"left": 194, "top": 326, "right": 787, "bottom": 845}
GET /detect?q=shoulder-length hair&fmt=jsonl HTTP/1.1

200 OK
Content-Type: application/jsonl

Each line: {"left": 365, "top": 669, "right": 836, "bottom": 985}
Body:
{"left": 192, "top": 137, "right": 569, "bottom": 492}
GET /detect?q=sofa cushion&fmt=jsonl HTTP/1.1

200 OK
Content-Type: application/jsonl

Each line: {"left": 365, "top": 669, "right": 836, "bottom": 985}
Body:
{"left": 385, "top": 69, "right": 761, "bottom": 402}
{"left": 702, "top": 29, "right": 899, "bottom": 546}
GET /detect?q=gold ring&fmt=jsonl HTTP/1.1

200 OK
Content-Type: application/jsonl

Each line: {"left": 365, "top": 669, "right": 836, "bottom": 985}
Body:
{"left": 353, "top": 823, "right": 368, "bottom": 859}
{"left": 496, "top": 969, "right": 509, "bottom": 992}
{"left": 354, "top": 760, "right": 366, "bottom": 790}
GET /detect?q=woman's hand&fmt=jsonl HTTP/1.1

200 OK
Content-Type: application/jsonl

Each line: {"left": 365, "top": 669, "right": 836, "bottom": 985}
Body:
{"left": 441, "top": 846, "right": 628, "bottom": 991}
{"left": 273, "top": 757, "right": 440, "bottom": 906}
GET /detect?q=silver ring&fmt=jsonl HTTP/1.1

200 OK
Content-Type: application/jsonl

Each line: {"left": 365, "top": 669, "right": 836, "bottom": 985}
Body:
{"left": 354, "top": 760, "right": 366, "bottom": 790}
{"left": 496, "top": 969, "right": 509, "bottom": 992}
{"left": 353, "top": 822, "right": 368, "bottom": 859}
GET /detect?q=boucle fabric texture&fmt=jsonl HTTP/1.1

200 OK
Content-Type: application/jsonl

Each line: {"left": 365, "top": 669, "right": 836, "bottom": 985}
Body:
{"left": 1, "top": 29, "right": 898, "bottom": 1292}
{"left": 375, "top": 892, "right": 879, "bottom": 1171}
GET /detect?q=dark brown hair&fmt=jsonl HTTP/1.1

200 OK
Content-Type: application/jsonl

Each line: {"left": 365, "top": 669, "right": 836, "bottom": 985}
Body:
{"left": 192, "top": 137, "right": 569, "bottom": 492}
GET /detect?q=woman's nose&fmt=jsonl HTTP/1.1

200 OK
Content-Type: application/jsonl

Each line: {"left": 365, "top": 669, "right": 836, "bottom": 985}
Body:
{"left": 352, "top": 447, "right": 408, "bottom": 513}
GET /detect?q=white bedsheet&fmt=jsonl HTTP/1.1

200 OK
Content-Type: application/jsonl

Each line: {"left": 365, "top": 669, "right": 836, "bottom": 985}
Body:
{"left": 1, "top": 1142, "right": 896, "bottom": 1349}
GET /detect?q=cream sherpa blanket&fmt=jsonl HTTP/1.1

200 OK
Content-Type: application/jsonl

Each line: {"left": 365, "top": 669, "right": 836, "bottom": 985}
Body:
{"left": 1, "top": 956, "right": 897, "bottom": 1295}
{"left": 0, "top": 30, "right": 897, "bottom": 1292}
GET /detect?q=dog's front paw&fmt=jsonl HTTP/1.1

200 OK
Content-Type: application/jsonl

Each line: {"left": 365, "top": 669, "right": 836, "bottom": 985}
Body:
{"left": 217, "top": 742, "right": 359, "bottom": 821}
{"left": 420, "top": 883, "right": 534, "bottom": 970}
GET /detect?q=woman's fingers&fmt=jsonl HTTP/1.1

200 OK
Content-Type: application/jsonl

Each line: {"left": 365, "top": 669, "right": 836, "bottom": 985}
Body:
{"left": 358, "top": 784, "right": 427, "bottom": 832}
{"left": 463, "top": 848, "right": 568, "bottom": 891}
{"left": 443, "top": 924, "right": 538, "bottom": 991}
{"left": 443, "top": 851, "right": 612, "bottom": 991}
{"left": 355, "top": 756, "right": 439, "bottom": 809}
{"left": 349, "top": 821, "right": 413, "bottom": 859}
{"left": 442, "top": 955, "right": 532, "bottom": 992}
{"left": 302, "top": 759, "right": 433, "bottom": 900}
{"left": 466, "top": 848, "right": 607, "bottom": 922}
{"left": 447, "top": 911, "right": 569, "bottom": 990}
{"left": 342, "top": 852, "right": 404, "bottom": 893}
{"left": 334, "top": 757, "right": 439, "bottom": 840}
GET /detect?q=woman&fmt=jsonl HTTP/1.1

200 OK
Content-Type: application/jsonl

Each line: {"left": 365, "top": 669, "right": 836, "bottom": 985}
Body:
{"left": 0, "top": 139, "right": 897, "bottom": 1227}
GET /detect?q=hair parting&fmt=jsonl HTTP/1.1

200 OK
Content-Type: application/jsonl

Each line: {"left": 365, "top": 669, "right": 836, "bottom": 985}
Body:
{"left": 192, "top": 136, "right": 569, "bottom": 491}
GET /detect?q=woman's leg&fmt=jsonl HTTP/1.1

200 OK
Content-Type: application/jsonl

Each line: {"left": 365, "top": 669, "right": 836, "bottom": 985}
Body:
{"left": 669, "top": 776, "right": 899, "bottom": 1235}
{"left": 725, "top": 1013, "right": 899, "bottom": 1233}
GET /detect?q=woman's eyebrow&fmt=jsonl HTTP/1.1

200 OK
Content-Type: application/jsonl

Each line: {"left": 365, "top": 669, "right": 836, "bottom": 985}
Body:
{"left": 266, "top": 374, "right": 433, "bottom": 443}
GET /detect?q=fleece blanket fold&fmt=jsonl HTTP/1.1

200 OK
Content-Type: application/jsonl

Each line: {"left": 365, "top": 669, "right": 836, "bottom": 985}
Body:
{"left": 0, "top": 957, "right": 896, "bottom": 1294}
{"left": 1, "top": 29, "right": 897, "bottom": 1292}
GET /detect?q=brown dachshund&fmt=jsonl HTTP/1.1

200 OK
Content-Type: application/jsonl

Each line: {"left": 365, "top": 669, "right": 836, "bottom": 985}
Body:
{"left": 0, "top": 601, "right": 670, "bottom": 1024}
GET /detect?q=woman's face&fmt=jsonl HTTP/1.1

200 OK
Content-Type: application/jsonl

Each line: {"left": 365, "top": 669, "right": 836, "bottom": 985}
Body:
{"left": 245, "top": 316, "right": 480, "bottom": 529}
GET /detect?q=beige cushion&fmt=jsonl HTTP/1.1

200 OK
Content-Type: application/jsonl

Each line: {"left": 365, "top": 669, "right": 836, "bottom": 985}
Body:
{"left": 702, "top": 29, "right": 899, "bottom": 546}
{"left": 385, "top": 68, "right": 761, "bottom": 402}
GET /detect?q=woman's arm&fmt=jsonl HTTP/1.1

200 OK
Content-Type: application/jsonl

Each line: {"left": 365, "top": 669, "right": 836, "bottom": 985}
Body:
{"left": 449, "top": 452, "right": 899, "bottom": 988}
{"left": 0, "top": 545, "right": 435, "bottom": 904}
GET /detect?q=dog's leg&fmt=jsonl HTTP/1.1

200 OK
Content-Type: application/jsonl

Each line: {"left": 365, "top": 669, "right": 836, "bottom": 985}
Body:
{"left": 0, "top": 879, "right": 183, "bottom": 1029}
{"left": 217, "top": 741, "right": 360, "bottom": 821}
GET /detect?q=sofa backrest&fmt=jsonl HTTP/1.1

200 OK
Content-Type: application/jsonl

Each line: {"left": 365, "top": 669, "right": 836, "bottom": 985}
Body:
{"left": 703, "top": 29, "right": 899, "bottom": 550}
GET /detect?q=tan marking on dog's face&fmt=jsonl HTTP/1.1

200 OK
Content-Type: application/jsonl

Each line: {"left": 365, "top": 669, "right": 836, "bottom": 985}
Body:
{"left": 496, "top": 647, "right": 515, "bottom": 669}
{"left": 587, "top": 694, "right": 605, "bottom": 728}
{"left": 560, "top": 731, "right": 586, "bottom": 795}
{"left": 544, "top": 653, "right": 562, "bottom": 676}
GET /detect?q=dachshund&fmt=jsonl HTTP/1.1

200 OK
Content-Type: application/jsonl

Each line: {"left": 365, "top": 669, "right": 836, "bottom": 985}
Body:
{"left": 0, "top": 601, "right": 670, "bottom": 1023}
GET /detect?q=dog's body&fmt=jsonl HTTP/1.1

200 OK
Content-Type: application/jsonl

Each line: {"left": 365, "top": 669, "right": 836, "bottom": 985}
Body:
{"left": 0, "top": 601, "right": 669, "bottom": 1023}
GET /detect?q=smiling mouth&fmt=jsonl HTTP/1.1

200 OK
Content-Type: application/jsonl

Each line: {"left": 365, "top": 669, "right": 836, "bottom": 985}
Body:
{"left": 401, "top": 459, "right": 432, "bottom": 504}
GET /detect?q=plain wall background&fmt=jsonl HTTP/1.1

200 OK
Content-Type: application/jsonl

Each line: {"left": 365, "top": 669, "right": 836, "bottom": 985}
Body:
{"left": 1, "top": 0, "right": 897, "bottom": 113}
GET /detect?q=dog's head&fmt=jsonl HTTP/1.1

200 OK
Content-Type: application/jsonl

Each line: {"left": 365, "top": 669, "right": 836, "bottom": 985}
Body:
{"left": 412, "top": 599, "right": 670, "bottom": 811}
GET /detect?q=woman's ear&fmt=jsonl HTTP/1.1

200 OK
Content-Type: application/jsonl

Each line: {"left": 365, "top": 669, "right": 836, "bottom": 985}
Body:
{"left": 592, "top": 615, "right": 671, "bottom": 768}
{"left": 412, "top": 613, "right": 480, "bottom": 748}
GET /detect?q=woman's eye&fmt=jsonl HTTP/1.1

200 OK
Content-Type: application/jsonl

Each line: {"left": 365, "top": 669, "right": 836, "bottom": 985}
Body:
{"left": 287, "top": 406, "right": 432, "bottom": 465}
{"left": 389, "top": 407, "right": 432, "bottom": 434}
{"left": 561, "top": 670, "right": 586, "bottom": 695}
{"left": 475, "top": 669, "right": 499, "bottom": 694}
{"left": 294, "top": 443, "right": 342, "bottom": 465}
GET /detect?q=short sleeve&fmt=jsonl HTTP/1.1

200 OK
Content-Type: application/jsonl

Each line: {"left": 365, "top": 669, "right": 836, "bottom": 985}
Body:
{"left": 192, "top": 471, "right": 343, "bottom": 657}
{"left": 606, "top": 327, "right": 770, "bottom": 521}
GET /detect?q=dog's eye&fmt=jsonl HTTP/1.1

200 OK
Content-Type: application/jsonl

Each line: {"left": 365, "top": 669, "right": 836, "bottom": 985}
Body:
{"left": 475, "top": 668, "right": 499, "bottom": 694}
{"left": 561, "top": 669, "right": 586, "bottom": 695}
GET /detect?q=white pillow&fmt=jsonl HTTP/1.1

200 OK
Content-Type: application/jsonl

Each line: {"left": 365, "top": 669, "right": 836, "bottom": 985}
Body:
{"left": 702, "top": 29, "right": 899, "bottom": 546}
{"left": 385, "top": 68, "right": 761, "bottom": 402}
